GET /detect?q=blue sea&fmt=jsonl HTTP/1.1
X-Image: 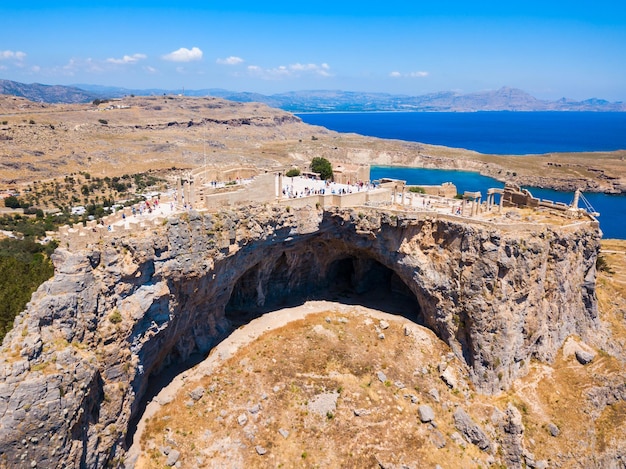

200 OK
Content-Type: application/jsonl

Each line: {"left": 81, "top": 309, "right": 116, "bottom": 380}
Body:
{"left": 298, "top": 111, "right": 626, "bottom": 155}
{"left": 297, "top": 112, "right": 626, "bottom": 239}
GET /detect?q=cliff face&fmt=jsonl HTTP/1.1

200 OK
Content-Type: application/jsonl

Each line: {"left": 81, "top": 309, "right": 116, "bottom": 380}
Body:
{"left": 0, "top": 205, "right": 600, "bottom": 467}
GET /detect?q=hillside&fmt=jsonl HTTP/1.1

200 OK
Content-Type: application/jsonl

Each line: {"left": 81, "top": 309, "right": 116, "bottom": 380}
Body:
{"left": 1, "top": 94, "right": 626, "bottom": 195}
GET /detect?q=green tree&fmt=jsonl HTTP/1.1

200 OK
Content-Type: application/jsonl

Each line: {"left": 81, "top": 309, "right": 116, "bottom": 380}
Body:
{"left": 0, "top": 238, "right": 55, "bottom": 341}
{"left": 310, "top": 157, "right": 333, "bottom": 181}
{"left": 3, "top": 196, "right": 20, "bottom": 209}
{"left": 285, "top": 168, "right": 301, "bottom": 177}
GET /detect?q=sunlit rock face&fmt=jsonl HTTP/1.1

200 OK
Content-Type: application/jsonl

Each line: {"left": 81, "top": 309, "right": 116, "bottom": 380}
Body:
{"left": 0, "top": 205, "right": 600, "bottom": 467}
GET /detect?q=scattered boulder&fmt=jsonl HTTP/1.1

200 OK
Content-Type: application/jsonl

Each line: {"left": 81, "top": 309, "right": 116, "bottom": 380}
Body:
{"left": 429, "top": 388, "right": 440, "bottom": 403}
{"left": 377, "top": 371, "right": 387, "bottom": 383}
{"left": 248, "top": 403, "right": 261, "bottom": 415}
{"left": 450, "top": 432, "right": 466, "bottom": 448}
{"left": 237, "top": 413, "right": 248, "bottom": 426}
{"left": 278, "top": 428, "right": 289, "bottom": 439}
{"left": 453, "top": 408, "right": 492, "bottom": 452}
{"left": 430, "top": 429, "right": 447, "bottom": 449}
{"left": 418, "top": 405, "right": 435, "bottom": 423}
{"left": 575, "top": 349, "right": 595, "bottom": 365}
{"left": 547, "top": 422, "right": 560, "bottom": 437}
{"left": 165, "top": 449, "right": 180, "bottom": 466}
{"left": 189, "top": 386, "right": 205, "bottom": 401}
{"left": 440, "top": 366, "right": 458, "bottom": 389}
{"left": 255, "top": 445, "right": 267, "bottom": 455}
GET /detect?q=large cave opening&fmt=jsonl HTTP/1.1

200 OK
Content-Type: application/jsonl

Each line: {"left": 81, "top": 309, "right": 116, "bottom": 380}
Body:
{"left": 127, "top": 246, "right": 424, "bottom": 450}
{"left": 225, "top": 251, "right": 422, "bottom": 327}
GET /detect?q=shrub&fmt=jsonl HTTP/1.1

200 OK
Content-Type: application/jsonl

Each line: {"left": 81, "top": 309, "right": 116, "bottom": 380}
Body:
{"left": 310, "top": 157, "right": 333, "bottom": 181}
{"left": 98, "top": 119, "right": 108, "bottom": 125}
{"left": 109, "top": 310, "right": 122, "bottom": 324}
{"left": 596, "top": 255, "right": 614, "bottom": 274}
{"left": 3, "top": 196, "right": 20, "bottom": 209}
{"left": 286, "top": 168, "right": 301, "bottom": 177}
{"left": 409, "top": 186, "right": 426, "bottom": 193}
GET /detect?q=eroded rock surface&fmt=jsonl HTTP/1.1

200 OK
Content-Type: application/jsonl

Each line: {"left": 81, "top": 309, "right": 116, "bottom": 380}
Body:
{"left": 0, "top": 205, "right": 600, "bottom": 467}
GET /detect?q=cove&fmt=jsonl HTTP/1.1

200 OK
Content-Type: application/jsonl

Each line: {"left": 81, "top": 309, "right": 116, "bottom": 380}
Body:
{"left": 371, "top": 165, "right": 626, "bottom": 239}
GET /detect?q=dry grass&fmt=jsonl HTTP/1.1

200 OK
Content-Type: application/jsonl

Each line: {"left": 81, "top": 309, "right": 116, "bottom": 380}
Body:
{"left": 597, "top": 239, "right": 626, "bottom": 351}
{"left": 137, "top": 311, "right": 490, "bottom": 468}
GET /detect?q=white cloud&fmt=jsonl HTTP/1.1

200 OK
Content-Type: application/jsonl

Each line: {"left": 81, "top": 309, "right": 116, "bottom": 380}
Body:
{"left": 217, "top": 56, "right": 244, "bottom": 65}
{"left": 162, "top": 47, "right": 203, "bottom": 62}
{"left": 59, "top": 57, "right": 104, "bottom": 76}
{"left": 390, "top": 70, "right": 429, "bottom": 78}
{"left": 0, "top": 50, "right": 26, "bottom": 61}
{"left": 247, "top": 62, "right": 332, "bottom": 80}
{"left": 106, "top": 53, "right": 147, "bottom": 65}
{"left": 144, "top": 66, "right": 157, "bottom": 73}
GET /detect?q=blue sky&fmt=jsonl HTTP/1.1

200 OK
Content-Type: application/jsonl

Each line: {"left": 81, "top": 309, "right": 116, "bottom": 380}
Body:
{"left": 1, "top": 1, "right": 625, "bottom": 100}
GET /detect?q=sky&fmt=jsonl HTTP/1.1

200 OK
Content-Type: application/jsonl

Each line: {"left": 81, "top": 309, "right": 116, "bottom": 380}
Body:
{"left": 1, "top": 1, "right": 625, "bottom": 100}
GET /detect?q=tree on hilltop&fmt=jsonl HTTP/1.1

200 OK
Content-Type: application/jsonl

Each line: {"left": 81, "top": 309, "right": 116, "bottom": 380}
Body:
{"left": 310, "top": 157, "right": 333, "bottom": 181}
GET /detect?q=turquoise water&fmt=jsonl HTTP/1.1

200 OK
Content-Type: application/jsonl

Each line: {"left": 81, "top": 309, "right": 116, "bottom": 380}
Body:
{"left": 371, "top": 166, "right": 625, "bottom": 239}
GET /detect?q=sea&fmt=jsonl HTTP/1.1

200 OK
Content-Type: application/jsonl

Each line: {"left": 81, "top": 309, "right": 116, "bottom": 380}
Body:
{"left": 297, "top": 112, "right": 626, "bottom": 239}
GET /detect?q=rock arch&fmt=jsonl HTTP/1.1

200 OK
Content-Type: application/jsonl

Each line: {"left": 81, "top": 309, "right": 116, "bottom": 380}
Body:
{"left": 0, "top": 205, "right": 600, "bottom": 467}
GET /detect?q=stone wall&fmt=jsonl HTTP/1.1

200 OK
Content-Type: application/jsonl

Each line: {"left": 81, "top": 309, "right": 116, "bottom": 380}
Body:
{"left": 0, "top": 204, "right": 601, "bottom": 467}
{"left": 200, "top": 172, "right": 278, "bottom": 210}
{"left": 58, "top": 216, "right": 167, "bottom": 251}
{"left": 416, "top": 181, "right": 458, "bottom": 198}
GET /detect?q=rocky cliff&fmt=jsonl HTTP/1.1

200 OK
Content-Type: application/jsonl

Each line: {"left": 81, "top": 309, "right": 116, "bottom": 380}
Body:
{"left": 0, "top": 205, "right": 600, "bottom": 467}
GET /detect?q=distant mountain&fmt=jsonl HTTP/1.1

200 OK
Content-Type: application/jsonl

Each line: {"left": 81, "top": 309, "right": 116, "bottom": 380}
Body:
{"left": 0, "top": 79, "right": 98, "bottom": 103}
{"left": 1, "top": 79, "right": 625, "bottom": 112}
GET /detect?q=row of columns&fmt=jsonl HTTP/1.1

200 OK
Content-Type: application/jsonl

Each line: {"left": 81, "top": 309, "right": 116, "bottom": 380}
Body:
{"left": 175, "top": 177, "right": 195, "bottom": 208}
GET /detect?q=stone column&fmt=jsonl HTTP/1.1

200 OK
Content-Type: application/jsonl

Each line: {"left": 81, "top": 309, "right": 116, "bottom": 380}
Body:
{"left": 176, "top": 178, "right": 182, "bottom": 207}
{"left": 189, "top": 180, "right": 195, "bottom": 208}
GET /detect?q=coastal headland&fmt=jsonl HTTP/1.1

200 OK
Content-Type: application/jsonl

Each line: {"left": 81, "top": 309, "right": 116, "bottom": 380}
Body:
{"left": 0, "top": 94, "right": 625, "bottom": 468}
